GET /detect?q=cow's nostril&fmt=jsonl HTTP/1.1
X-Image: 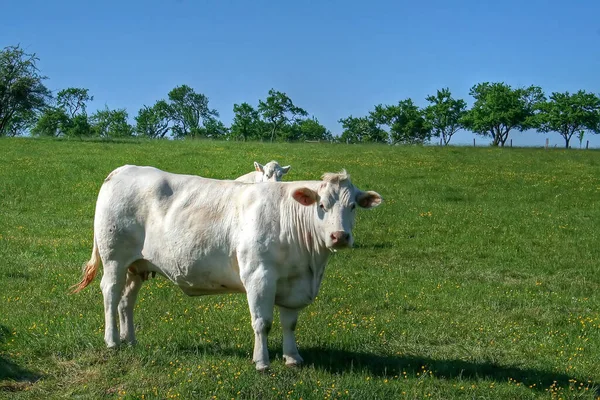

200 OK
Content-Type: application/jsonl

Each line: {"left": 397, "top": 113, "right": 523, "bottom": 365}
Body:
{"left": 331, "top": 231, "right": 349, "bottom": 244}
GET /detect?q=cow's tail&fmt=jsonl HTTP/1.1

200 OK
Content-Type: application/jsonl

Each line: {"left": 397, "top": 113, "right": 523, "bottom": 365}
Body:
{"left": 71, "top": 235, "right": 101, "bottom": 294}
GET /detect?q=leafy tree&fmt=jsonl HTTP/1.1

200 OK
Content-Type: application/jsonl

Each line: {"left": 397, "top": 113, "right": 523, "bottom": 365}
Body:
{"left": 31, "top": 106, "right": 69, "bottom": 137}
{"left": 339, "top": 115, "right": 387, "bottom": 143}
{"left": 577, "top": 130, "right": 585, "bottom": 149}
{"left": 230, "top": 102, "right": 261, "bottom": 141}
{"left": 201, "top": 117, "right": 229, "bottom": 139}
{"left": 90, "top": 107, "right": 133, "bottom": 138}
{"left": 64, "top": 114, "right": 93, "bottom": 138}
{"left": 0, "top": 45, "right": 51, "bottom": 136}
{"left": 258, "top": 89, "right": 308, "bottom": 142}
{"left": 280, "top": 117, "right": 331, "bottom": 142}
{"left": 295, "top": 117, "right": 333, "bottom": 141}
{"left": 424, "top": 88, "right": 467, "bottom": 145}
{"left": 135, "top": 100, "right": 172, "bottom": 138}
{"left": 371, "top": 99, "right": 430, "bottom": 144}
{"left": 536, "top": 90, "right": 600, "bottom": 148}
{"left": 462, "top": 82, "right": 545, "bottom": 146}
{"left": 167, "top": 85, "right": 219, "bottom": 138}
{"left": 5, "top": 111, "right": 35, "bottom": 137}
{"left": 56, "top": 88, "right": 93, "bottom": 119}
{"left": 32, "top": 87, "right": 94, "bottom": 137}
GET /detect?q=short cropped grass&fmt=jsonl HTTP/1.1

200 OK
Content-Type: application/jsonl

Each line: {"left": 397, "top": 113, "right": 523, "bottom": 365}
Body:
{"left": 1, "top": 137, "right": 599, "bottom": 399}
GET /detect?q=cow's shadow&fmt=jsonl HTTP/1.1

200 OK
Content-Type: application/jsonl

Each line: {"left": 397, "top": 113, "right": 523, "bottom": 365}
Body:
{"left": 172, "top": 341, "right": 598, "bottom": 394}
{"left": 0, "top": 325, "right": 41, "bottom": 387}
{"left": 352, "top": 242, "right": 395, "bottom": 250}
{"left": 298, "top": 347, "right": 599, "bottom": 394}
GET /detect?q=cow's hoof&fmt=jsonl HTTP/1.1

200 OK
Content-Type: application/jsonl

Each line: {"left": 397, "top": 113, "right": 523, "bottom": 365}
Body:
{"left": 120, "top": 337, "right": 137, "bottom": 346}
{"left": 285, "top": 360, "right": 303, "bottom": 368}
{"left": 106, "top": 342, "right": 119, "bottom": 350}
{"left": 255, "top": 362, "right": 270, "bottom": 372}
{"left": 284, "top": 354, "right": 304, "bottom": 367}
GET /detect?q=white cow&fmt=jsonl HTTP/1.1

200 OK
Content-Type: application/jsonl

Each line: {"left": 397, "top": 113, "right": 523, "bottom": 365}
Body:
{"left": 235, "top": 160, "right": 291, "bottom": 183}
{"left": 72, "top": 165, "right": 382, "bottom": 371}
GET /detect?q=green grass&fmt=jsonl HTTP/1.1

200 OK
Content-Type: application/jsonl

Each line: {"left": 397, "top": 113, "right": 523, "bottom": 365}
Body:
{"left": 1, "top": 137, "right": 599, "bottom": 399}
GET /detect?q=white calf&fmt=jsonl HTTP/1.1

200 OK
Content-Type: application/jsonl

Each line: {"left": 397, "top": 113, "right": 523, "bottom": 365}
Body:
{"left": 235, "top": 160, "right": 291, "bottom": 183}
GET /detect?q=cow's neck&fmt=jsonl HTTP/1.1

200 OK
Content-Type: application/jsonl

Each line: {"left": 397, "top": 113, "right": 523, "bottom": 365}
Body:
{"left": 277, "top": 197, "right": 332, "bottom": 302}
{"left": 281, "top": 199, "right": 331, "bottom": 265}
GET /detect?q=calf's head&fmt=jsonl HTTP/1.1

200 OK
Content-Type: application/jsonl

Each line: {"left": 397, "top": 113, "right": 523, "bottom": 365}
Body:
{"left": 254, "top": 160, "right": 291, "bottom": 182}
{"left": 292, "top": 170, "right": 382, "bottom": 249}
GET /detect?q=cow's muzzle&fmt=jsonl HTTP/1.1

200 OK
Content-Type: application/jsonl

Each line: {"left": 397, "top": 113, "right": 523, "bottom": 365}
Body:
{"left": 330, "top": 231, "right": 351, "bottom": 248}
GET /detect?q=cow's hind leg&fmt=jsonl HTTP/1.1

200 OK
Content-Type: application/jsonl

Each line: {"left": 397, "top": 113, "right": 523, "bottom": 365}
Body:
{"left": 100, "top": 260, "right": 128, "bottom": 348}
{"left": 279, "top": 306, "right": 303, "bottom": 367}
{"left": 118, "top": 266, "right": 143, "bottom": 345}
{"left": 243, "top": 268, "right": 276, "bottom": 372}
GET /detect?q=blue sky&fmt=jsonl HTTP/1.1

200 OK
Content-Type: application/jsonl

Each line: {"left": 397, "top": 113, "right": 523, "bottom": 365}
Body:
{"left": 2, "top": 0, "right": 600, "bottom": 147}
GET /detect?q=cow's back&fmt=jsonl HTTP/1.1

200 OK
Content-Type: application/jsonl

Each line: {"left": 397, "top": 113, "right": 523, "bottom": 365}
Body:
{"left": 235, "top": 171, "right": 260, "bottom": 183}
{"left": 93, "top": 165, "right": 283, "bottom": 292}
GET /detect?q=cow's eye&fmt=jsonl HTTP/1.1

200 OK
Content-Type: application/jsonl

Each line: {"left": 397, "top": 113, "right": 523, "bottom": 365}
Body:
{"left": 350, "top": 203, "right": 356, "bottom": 210}
{"left": 319, "top": 203, "right": 325, "bottom": 210}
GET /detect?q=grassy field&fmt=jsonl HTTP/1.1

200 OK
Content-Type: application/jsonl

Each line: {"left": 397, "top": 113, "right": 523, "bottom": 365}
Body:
{"left": 0, "top": 137, "right": 599, "bottom": 399}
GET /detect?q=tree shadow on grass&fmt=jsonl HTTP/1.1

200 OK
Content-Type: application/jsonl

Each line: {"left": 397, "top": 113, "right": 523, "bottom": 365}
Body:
{"left": 55, "top": 137, "right": 145, "bottom": 145}
{"left": 0, "top": 325, "right": 42, "bottom": 392}
{"left": 300, "top": 347, "right": 599, "bottom": 395}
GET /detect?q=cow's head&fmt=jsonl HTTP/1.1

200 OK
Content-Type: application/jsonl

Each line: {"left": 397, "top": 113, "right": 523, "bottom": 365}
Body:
{"left": 292, "top": 170, "right": 382, "bottom": 250}
{"left": 254, "top": 161, "right": 291, "bottom": 182}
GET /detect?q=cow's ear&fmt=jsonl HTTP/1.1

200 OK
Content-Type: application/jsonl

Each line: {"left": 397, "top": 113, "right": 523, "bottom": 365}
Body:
{"left": 281, "top": 165, "right": 291, "bottom": 174}
{"left": 254, "top": 162, "right": 264, "bottom": 172}
{"left": 292, "top": 187, "right": 319, "bottom": 206}
{"left": 356, "top": 190, "right": 382, "bottom": 209}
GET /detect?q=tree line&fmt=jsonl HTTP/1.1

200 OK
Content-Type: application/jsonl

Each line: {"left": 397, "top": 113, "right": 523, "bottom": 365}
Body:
{"left": 2, "top": 45, "right": 600, "bottom": 148}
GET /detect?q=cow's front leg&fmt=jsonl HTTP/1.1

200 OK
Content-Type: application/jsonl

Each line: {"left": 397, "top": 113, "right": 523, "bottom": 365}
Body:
{"left": 244, "top": 268, "right": 276, "bottom": 372}
{"left": 279, "top": 306, "right": 303, "bottom": 367}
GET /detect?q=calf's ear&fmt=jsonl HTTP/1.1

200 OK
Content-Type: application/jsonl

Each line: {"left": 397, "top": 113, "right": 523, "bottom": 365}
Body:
{"left": 281, "top": 165, "right": 291, "bottom": 174}
{"left": 254, "top": 162, "right": 264, "bottom": 172}
{"left": 356, "top": 190, "right": 383, "bottom": 209}
{"left": 292, "top": 187, "right": 319, "bottom": 206}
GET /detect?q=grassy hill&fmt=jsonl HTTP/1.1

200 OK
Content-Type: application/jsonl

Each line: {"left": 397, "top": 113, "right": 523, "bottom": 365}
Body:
{"left": 1, "top": 138, "right": 599, "bottom": 399}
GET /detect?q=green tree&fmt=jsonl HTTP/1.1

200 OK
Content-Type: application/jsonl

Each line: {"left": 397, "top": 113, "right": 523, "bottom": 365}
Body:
{"left": 0, "top": 45, "right": 51, "bottom": 136}
{"left": 51, "top": 87, "right": 94, "bottom": 137}
{"left": 31, "top": 106, "right": 69, "bottom": 137}
{"left": 56, "top": 88, "right": 93, "bottom": 119}
{"left": 90, "top": 107, "right": 133, "bottom": 138}
{"left": 536, "top": 90, "right": 600, "bottom": 149}
{"left": 295, "top": 117, "right": 333, "bottom": 141}
{"left": 32, "top": 87, "right": 94, "bottom": 137}
{"left": 201, "top": 117, "right": 229, "bottom": 139}
{"left": 230, "top": 102, "right": 261, "bottom": 141}
{"left": 339, "top": 115, "right": 387, "bottom": 143}
{"left": 135, "top": 100, "right": 172, "bottom": 138}
{"left": 64, "top": 114, "right": 93, "bottom": 138}
{"left": 258, "top": 89, "right": 308, "bottom": 142}
{"left": 462, "top": 82, "right": 545, "bottom": 147}
{"left": 424, "top": 88, "right": 467, "bottom": 145}
{"left": 371, "top": 99, "right": 430, "bottom": 144}
{"left": 578, "top": 130, "right": 585, "bottom": 149}
{"left": 167, "top": 85, "right": 219, "bottom": 138}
